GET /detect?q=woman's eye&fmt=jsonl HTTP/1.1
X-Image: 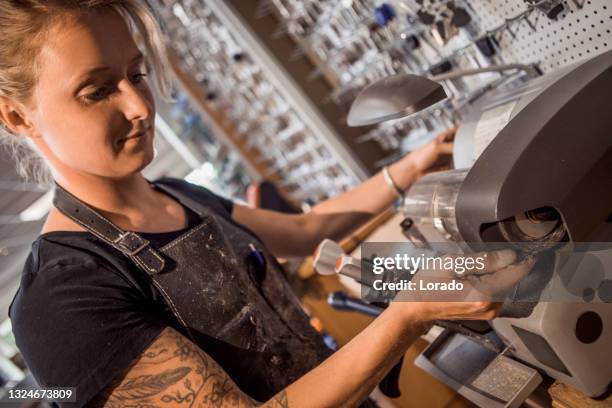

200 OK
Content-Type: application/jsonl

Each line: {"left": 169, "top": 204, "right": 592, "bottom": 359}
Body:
{"left": 131, "top": 72, "right": 148, "bottom": 84}
{"left": 84, "top": 86, "right": 111, "bottom": 102}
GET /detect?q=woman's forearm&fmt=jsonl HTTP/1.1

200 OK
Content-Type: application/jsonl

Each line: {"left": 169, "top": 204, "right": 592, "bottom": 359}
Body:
{"left": 302, "top": 128, "right": 454, "bottom": 250}
{"left": 313, "top": 155, "right": 417, "bottom": 216}
{"left": 305, "top": 156, "right": 418, "bottom": 245}
{"left": 279, "top": 303, "right": 430, "bottom": 407}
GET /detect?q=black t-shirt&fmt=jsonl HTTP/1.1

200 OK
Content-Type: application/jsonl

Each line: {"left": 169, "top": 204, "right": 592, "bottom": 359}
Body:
{"left": 8, "top": 177, "right": 235, "bottom": 407}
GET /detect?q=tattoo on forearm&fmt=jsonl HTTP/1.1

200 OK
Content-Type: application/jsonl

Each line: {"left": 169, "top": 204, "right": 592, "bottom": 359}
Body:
{"left": 88, "top": 328, "right": 289, "bottom": 408}
{"left": 260, "top": 391, "right": 288, "bottom": 408}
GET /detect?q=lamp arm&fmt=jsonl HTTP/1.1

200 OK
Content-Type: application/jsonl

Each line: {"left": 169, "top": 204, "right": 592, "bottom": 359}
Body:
{"left": 431, "top": 63, "right": 540, "bottom": 82}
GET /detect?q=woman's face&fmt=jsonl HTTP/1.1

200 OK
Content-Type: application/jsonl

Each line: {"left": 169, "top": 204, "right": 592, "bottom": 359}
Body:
{"left": 26, "top": 10, "right": 156, "bottom": 179}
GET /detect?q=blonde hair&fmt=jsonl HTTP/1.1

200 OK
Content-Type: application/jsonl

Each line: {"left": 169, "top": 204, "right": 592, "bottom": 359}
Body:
{"left": 0, "top": 0, "right": 172, "bottom": 186}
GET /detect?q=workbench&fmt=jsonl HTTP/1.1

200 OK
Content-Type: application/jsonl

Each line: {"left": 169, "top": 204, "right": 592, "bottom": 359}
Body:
{"left": 298, "top": 209, "right": 612, "bottom": 408}
{"left": 298, "top": 210, "right": 469, "bottom": 408}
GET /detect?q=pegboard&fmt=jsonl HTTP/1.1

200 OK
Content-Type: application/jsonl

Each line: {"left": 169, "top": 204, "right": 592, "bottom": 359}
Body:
{"left": 468, "top": 0, "right": 612, "bottom": 72}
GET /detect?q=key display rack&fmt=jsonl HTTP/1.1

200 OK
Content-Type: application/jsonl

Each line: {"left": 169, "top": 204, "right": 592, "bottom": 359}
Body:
{"left": 150, "top": 0, "right": 368, "bottom": 203}
{"left": 152, "top": 92, "right": 254, "bottom": 201}
{"left": 150, "top": 0, "right": 612, "bottom": 204}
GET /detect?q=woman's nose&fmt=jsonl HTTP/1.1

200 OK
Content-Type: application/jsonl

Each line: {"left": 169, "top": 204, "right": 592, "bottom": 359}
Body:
{"left": 119, "top": 80, "right": 154, "bottom": 122}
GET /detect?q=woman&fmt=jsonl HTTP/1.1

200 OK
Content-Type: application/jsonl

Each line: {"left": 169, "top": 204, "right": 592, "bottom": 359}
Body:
{"left": 1, "top": 1, "right": 533, "bottom": 407}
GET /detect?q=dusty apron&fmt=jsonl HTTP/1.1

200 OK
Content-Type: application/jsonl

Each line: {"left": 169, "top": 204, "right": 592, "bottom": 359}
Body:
{"left": 52, "top": 180, "right": 333, "bottom": 402}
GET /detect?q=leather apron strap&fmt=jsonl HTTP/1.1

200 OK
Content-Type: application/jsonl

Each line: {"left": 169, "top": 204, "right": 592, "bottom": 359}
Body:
{"left": 52, "top": 181, "right": 166, "bottom": 275}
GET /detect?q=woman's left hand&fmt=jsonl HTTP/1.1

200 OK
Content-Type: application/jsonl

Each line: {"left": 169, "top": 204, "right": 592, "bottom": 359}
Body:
{"left": 404, "top": 127, "right": 457, "bottom": 177}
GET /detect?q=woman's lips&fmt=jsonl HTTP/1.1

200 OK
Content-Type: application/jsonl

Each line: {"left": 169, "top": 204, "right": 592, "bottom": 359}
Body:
{"left": 118, "top": 128, "right": 151, "bottom": 144}
{"left": 123, "top": 133, "right": 144, "bottom": 141}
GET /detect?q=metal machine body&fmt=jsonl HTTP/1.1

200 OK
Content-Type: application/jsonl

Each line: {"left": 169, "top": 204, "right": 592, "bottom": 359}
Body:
{"left": 404, "top": 49, "right": 612, "bottom": 248}
{"left": 454, "top": 51, "right": 612, "bottom": 245}
{"left": 400, "top": 50, "right": 612, "bottom": 398}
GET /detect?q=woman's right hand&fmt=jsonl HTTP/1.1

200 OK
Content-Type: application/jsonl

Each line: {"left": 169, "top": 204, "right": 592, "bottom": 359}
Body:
{"left": 392, "top": 249, "right": 537, "bottom": 323}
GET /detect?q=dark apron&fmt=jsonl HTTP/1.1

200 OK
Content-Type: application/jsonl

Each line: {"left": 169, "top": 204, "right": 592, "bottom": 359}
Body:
{"left": 52, "top": 180, "right": 333, "bottom": 402}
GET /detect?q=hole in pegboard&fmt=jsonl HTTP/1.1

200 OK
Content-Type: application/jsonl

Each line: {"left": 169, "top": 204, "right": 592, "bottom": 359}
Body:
{"left": 468, "top": 0, "right": 612, "bottom": 72}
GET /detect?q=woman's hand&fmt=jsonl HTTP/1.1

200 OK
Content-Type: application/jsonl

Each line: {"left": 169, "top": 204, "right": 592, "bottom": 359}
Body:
{"left": 392, "top": 249, "right": 536, "bottom": 322}
{"left": 403, "top": 127, "right": 457, "bottom": 178}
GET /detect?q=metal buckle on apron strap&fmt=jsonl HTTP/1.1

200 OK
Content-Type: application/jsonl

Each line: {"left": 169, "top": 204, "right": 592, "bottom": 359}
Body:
{"left": 112, "top": 231, "right": 166, "bottom": 275}
{"left": 113, "top": 231, "right": 150, "bottom": 256}
{"left": 52, "top": 182, "right": 166, "bottom": 274}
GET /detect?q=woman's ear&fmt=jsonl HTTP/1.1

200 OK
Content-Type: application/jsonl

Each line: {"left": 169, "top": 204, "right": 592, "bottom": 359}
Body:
{"left": 0, "top": 98, "right": 38, "bottom": 138}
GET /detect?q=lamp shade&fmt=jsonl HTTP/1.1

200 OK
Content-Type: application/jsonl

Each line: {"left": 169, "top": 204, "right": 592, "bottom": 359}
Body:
{"left": 347, "top": 74, "right": 447, "bottom": 127}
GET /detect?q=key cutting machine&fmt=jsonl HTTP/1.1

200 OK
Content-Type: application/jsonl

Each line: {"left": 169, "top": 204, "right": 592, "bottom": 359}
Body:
{"left": 333, "top": 49, "right": 612, "bottom": 405}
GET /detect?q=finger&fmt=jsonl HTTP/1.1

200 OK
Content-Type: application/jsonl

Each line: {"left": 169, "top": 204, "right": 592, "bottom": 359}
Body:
{"left": 490, "top": 302, "right": 504, "bottom": 312}
{"left": 439, "top": 249, "right": 516, "bottom": 277}
{"left": 468, "top": 256, "right": 536, "bottom": 296}
{"left": 459, "top": 249, "right": 517, "bottom": 276}
{"left": 437, "top": 142, "right": 454, "bottom": 155}
{"left": 434, "top": 301, "right": 503, "bottom": 321}
{"left": 415, "top": 267, "right": 452, "bottom": 279}
{"left": 436, "top": 127, "right": 457, "bottom": 142}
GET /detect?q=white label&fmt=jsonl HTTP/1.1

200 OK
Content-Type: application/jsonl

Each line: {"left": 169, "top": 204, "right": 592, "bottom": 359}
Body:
{"left": 473, "top": 101, "right": 516, "bottom": 159}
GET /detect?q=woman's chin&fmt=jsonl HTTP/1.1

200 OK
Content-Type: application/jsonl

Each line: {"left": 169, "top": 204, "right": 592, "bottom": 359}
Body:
{"left": 134, "top": 149, "right": 156, "bottom": 172}
{"left": 124, "top": 135, "right": 155, "bottom": 166}
{"left": 115, "top": 147, "right": 155, "bottom": 176}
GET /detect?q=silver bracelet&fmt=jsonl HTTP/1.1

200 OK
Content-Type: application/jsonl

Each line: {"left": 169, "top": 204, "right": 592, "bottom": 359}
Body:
{"left": 382, "top": 165, "right": 404, "bottom": 200}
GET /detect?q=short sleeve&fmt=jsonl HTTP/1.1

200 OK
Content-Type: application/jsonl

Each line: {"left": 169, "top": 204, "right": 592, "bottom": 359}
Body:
{"left": 9, "top": 258, "right": 167, "bottom": 407}
{"left": 191, "top": 183, "right": 234, "bottom": 215}
{"left": 154, "top": 177, "right": 234, "bottom": 217}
